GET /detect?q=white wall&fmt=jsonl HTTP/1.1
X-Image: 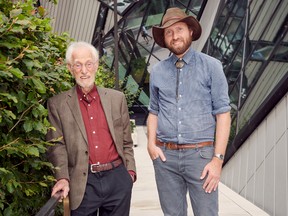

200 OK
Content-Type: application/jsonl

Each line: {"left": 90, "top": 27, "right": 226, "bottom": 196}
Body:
{"left": 221, "top": 92, "right": 288, "bottom": 216}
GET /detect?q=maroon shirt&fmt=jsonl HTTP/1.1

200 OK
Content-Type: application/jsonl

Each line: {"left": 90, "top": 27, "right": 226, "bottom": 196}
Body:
{"left": 77, "top": 85, "right": 119, "bottom": 165}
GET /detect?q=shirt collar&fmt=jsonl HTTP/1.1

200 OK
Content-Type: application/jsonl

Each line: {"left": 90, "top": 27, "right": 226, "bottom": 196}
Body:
{"left": 76, "top": 85, "right": 98, "bottom": 103}
{"left": 171, "top": 47, "right": 194, "bottom": 66}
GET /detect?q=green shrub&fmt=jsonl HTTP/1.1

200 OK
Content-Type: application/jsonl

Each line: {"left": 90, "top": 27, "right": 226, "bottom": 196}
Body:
{"left": 0, "top": 0, "right": 72, "bottom": 215}
{"left": 0, "top": 1, "right": 140, "bottom": 215}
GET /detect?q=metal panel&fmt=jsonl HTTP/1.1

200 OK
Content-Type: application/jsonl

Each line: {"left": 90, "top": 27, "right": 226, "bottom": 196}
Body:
{"left": 264, "top": 149, "right": 275, "bottom": 215}
{"left": 41, "top": 0, "right": 100, "bottom": 42}
{"left": 222, "top": 93, "right": 288, "bottom": 216}
{"left": 264, "top": 1, "right": 288, "bottom": 41}
{"left": 239, "top": 62, "right": 287, "bottom": 127}
{"left": 275, "top": 133, "right": 288, "bottom": 216}
{"left": 249, "top": 0, "right": 287, "bottom": 41}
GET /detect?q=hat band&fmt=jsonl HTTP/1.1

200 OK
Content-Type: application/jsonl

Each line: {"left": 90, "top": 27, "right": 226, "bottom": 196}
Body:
{"left": 162, "top": 16, "right": 184, "bottom": 27}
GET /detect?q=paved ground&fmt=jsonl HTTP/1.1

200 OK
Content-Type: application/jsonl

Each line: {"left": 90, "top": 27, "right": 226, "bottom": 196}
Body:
{"left": 130, "top": 126, "right": 270, "bottom": 216}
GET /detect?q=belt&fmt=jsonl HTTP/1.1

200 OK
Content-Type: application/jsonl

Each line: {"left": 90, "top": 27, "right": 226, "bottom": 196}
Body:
{"left": 90, "top": 158, "right": 122, "bottom": 173}
{"left": 156, "top": 140, "right": 213, "bottom": 150}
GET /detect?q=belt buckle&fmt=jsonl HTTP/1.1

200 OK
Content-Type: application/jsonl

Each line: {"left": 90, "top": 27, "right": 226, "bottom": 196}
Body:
{"left": 166, "top": 142, "right": 176, "bottom": 150}
{"left": 90, "top": 164, "right": 100, "bottom": 173}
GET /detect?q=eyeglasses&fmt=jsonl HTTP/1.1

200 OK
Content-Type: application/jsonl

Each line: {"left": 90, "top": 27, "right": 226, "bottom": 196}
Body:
{"left": 71, "top": 62, "right": 96, "bottom": 71}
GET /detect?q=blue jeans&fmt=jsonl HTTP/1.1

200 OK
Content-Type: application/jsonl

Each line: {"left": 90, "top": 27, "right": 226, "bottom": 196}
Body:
{"left": 153, "top": 145, "right": 218, "bottom": 216}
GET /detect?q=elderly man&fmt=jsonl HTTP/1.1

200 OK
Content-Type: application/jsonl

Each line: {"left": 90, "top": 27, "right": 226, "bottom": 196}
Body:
{"left": 46, "top": 41, "right": 136, "bottom": 216}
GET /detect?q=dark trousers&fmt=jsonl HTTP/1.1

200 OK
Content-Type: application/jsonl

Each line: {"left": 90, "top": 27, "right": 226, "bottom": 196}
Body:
{"left": 71, "top": 164, "right": 133, "bottom": 216}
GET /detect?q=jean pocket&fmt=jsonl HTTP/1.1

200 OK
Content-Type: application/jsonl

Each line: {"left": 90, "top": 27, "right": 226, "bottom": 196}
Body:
{"left": 199, "top": 146, "right": 214, "bottom": 159}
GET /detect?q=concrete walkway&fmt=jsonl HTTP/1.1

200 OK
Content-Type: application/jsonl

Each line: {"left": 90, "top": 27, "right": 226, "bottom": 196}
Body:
{"left": 130, "top": 126, "right": 269, "bottom": 216}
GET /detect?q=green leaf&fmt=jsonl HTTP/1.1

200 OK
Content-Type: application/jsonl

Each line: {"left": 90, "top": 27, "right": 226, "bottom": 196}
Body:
{"left": 38, "top": 182, "right": 47, "bottom": 187}
{"left": 26, "top": 146, "right": 39, "bottom": 157}
{"left": 3, "top": 109, "right": 16, "bottom": 120}
{"left": 9, "top": 67, "right": 24, "bottom": 79}
{"left": 10, "top": 26, "right": 24, "bottom": 34}
{"left": 0, "top": 168, "right": 11, "bottom": 174}
{"left": 22, "top": 59, "right": 34, "bottom": 70}
{"left": 9, "top": 9, "right": 22, "bottom": 18}
{"left": 33, "top": 121, "right": 45, "bottom": 133}
{"left": 6, "top": 182, "right": 14, "bottom": 193}
{"left": 0, "top": 42, "right": 20, "bottom": 49}
{"left": 15, "top": 19, "right": 30, "bottom": 26}
{"left": 23, "top": 120, "right": 33, "bottom": 132}
{"left": 31, "top": 77, "right": 46, "bottom": 94}
{"left": 0, "top": 70, "right": 13, "bottom": 79}
{"left": 24, "top": 188, "right": 35, "bottom": 196}
{"left": 0, "top": 93, "right": 18, "bottom": 103}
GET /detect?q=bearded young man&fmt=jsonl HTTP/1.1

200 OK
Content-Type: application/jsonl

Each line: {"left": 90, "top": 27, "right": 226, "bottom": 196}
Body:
{"left": 147, "top": 7, "right": 231, "bottom": 216}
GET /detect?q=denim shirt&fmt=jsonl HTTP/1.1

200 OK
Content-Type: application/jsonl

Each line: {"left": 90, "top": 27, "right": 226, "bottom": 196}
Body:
{"left": 149, "top": 48, "right": 231, "bottom": 144}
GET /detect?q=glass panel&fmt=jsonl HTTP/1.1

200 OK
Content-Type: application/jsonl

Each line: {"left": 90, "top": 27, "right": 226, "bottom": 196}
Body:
{"left": 102, "top": 34, "right": 115, "bottom": 69}
{"left": 118, "top": 61, "right": 127, "bottom": 81}
{"left": 138, "top": 89, "right": 150, "bottom": 107}
{"left": 125, "top": 74, "right": 139, "bottom": 94}
{"left": 251, "top": 44, "right": 274, "bottom": 61}
{"left": 100, "top": 0, "right": 135, "bottom": 14}
{"left": 273, "top": 45, "right": 288, "bottom": 61}
{"left": 229, "top": 119, "right": 237, "bottom": 144}
{"left": 118, "top": 34, "right": 133, "bottom": 63}
{"left": 226, "top": 54, "right": 242, "bottom": 87}
{"left": 244, "top": 61, "right": 262, "bottom": 90}
{"left": 130, "top": 57, "right": 146, "bottom": 83}
{"left": 124, "top": 2, "right": 149, "bottom": 40}
{"left": 188, "top": 0, "right": 205, "bottom": 15}
{"left": 251, "top": 42, "right": 288, "bottom": 62}
{"left": 229, "top": 80, "right": 240, "bottom": 113}
{"left": 175, "top": 0, "right": 190, "bottom": 8}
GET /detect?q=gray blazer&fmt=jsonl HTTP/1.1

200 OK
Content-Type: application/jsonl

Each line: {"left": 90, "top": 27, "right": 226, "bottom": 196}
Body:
{"left": 46, "top": 86, "right": 136, "bottom": 210}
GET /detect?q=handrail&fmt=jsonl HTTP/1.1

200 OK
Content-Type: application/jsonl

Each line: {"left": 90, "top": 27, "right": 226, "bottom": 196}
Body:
{"left": 35, "top": 192, "right": 61, "bottom": 216}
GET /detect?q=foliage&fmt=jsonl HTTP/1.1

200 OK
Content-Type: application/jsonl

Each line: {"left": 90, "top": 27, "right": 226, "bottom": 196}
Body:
{"left": 130, "top": 57, "right": 146, "bottom": 83}
{"left": 0, "top": 1, "right": 140, "bottom": 215}
{"left": 95, "top": 58, "right": 116, "bottom": 88}
{"left": 0, "top": 0, "right": 73, "bottom": 215}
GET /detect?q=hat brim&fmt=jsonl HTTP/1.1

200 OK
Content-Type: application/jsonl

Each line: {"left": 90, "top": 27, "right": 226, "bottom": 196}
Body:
{"left": 152, "top": 16, "right": 202, "bottom": 48}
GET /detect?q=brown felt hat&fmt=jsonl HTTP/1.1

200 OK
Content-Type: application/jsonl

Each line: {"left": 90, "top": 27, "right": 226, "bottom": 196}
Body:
{"left": 152, "top": 7, "right": 202, "bottom": 48}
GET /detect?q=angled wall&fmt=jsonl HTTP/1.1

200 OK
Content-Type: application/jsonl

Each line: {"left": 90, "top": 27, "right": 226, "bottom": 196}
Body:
{"left": 221, "top": 92, "right": 288, "bottom": 216}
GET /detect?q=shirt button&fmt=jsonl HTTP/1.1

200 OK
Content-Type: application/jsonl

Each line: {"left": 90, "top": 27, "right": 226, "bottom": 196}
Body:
{"left": 178, "top": 134, "right": 182, "bottom": 137}
{"left": 180, "top": 82, "right": 182, "bottom": 85}
{"left": 179, "top": 94, "right": 182, "bottom": 98}
{"left": 95, "top": 146, "right": 98, "bottom": 148}
{"left": 88, "top": 104, "right": 91, "bottom": 106}
{"left": 179, "top": 107, "right": 181, "bottom": 111}
{"left": 179, "top": 121, "right": 181, "bottom": 124}
{"left": 90, "top": 117, "right": 93, "bottom": 120}
{"left": 93, "top": 131, "right": 96, "bottom": 134}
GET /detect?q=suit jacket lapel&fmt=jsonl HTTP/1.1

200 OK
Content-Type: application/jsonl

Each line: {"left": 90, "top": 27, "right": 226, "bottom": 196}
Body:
{"left": 97, "top": 87, "right": 116, "bottom": 142}
{"left": 67, "top": 86, "right": 88, "bottom": 144}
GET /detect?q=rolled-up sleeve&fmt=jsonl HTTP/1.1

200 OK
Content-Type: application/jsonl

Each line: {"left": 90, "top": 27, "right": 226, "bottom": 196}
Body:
{"left": 211, "top": 60, "right": 231, "bottom": 115}
{"left": 148, "top": 69, "right": 159, "bottom": 116}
